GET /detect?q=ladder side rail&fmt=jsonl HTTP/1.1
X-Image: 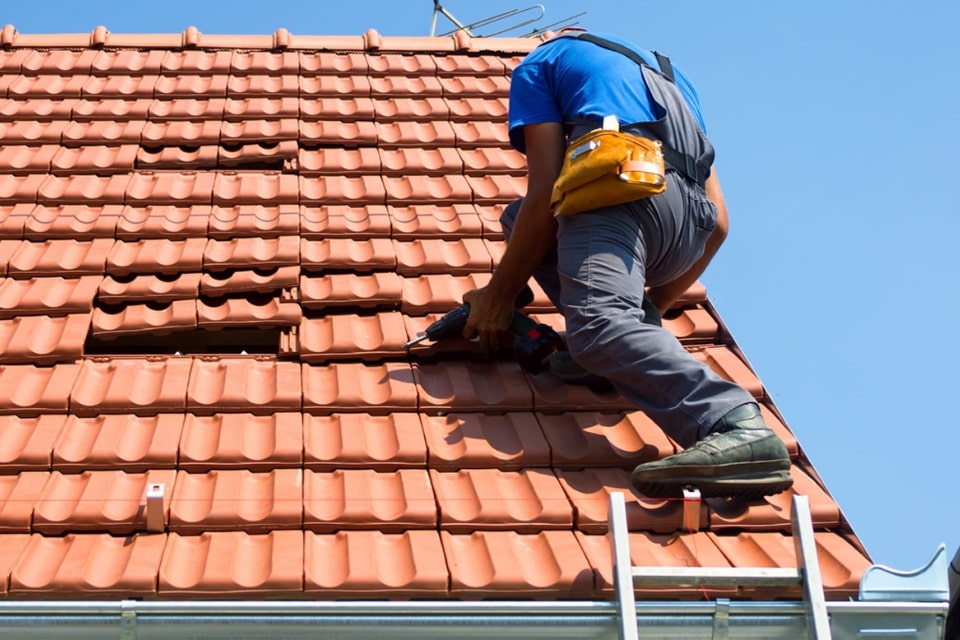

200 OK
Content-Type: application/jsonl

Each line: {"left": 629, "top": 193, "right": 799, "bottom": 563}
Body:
{"left": 608, "top": 491, "right": 640, "bottom": 640}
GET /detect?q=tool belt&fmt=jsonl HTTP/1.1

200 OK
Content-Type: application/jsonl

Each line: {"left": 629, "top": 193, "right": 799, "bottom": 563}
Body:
{"left": 550, "top": 117, "right": 666, "bottom": 216}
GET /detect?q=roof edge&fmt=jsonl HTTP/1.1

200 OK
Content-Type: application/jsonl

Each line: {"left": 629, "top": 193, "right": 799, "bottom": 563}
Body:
{"left": 0, "top": 25, "right": 547, "bottom": 53}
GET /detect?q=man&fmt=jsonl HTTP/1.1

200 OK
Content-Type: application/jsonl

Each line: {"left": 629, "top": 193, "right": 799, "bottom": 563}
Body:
{"left": 462, "top": 30, "right": 792, "bottom": 498}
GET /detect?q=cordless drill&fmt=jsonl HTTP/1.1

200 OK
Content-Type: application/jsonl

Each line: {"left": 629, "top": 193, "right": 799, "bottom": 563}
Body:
{"left": 403, "top": 286, "right": 563, "bottom": 374}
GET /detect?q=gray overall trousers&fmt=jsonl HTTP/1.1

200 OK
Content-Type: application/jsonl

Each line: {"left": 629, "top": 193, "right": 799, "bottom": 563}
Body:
{"left": 501, "top": 61, "right": 755, "bottom": 447}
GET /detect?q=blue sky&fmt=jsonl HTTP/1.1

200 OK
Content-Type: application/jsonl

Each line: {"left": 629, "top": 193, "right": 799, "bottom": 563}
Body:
{"left": 5, "top": 0, "right": 957, "bottom": 573}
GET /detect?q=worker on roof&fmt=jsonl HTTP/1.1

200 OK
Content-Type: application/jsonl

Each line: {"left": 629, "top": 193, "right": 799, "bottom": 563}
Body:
{"left": 463, "top": 29, "right": 793, "bottom": 498}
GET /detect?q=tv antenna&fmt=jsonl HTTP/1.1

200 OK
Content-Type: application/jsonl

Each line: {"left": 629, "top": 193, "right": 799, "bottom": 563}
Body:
{"left": 429, "top": 1, "right": 585, "bottom": 38}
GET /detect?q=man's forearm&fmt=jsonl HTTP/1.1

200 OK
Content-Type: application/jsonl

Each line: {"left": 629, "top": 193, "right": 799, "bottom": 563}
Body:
{"left": 487, "top": 191, "right": 558, "bottom": 299}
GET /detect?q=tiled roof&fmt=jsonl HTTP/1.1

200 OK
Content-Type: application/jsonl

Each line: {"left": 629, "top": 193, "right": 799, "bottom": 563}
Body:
{"left": 0, "top": 26, "right": 871, "bottom": 601}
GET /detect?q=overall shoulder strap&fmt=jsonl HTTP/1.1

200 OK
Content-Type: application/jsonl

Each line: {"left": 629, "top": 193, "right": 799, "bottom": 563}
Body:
{"left": 571, "top": 32, "right": 676, "bottom": 82}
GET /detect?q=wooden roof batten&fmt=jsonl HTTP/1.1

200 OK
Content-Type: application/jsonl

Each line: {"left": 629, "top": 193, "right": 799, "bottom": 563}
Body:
{"left": 0, "top": 24, "right": 544, "bottom": 54}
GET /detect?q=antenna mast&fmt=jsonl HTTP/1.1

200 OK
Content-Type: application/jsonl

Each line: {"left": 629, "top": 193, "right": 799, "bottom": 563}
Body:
{"left": 429, "top": 1, "right": 585, "bottom": 38}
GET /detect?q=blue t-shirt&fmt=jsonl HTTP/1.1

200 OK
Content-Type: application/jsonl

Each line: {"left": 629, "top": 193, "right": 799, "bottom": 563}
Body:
{"left": 508, "top": 33, "right": 707, "bottom": 153}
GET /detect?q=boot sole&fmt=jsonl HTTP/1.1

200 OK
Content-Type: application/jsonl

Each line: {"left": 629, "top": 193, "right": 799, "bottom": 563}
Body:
{"left": 631, "top": 469, "right": 794, "bottom": 500}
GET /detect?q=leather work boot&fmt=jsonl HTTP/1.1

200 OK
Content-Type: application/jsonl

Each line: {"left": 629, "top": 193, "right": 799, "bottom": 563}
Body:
{"left": 631, "top": 403, "right": 793, "bottom": 499}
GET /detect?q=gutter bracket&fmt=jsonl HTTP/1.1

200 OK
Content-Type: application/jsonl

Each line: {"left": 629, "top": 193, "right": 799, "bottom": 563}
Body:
{"left": 711, "top": 597, "right": 730, "bottom": 640}
{"left": 120, "top": 599, "right": 137, "bottom": 640}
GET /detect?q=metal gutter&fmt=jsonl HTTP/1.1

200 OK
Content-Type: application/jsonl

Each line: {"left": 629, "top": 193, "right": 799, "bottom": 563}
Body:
{"left": 0, "top": 598, "right": 947, "bottom": 640}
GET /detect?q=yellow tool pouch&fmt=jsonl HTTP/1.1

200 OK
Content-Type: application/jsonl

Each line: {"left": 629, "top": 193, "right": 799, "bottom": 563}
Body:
{"left": 550, "top": 117, "right": 666, "bottom": 216}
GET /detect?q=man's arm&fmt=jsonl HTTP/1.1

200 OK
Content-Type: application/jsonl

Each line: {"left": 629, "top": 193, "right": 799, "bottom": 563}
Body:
{"left": 462, "top": 121, "right": 566, "bottom": 351}
{"left": 646, "top": 167, "right": 730, "bottom": 314}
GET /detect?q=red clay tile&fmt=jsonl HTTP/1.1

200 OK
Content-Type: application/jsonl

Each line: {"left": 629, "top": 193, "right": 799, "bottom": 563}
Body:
{"left": 186, "top": 357, "right": 302, "bottom": 414}
{"left": 303, "top": 469, "right": 435, "bottom": 532}
{"left": 33, "top": 469, "right": 176, "bottom": 534}
{"left": 221, "top": 118, "right": 298, "bottom": 143}
{"left": 0, "top": 534, "right": 30, "bottom": 594}
{"left": 159, "top": 530, "right": 303, "bottom": 596}
{"left": 475, "top": 204, "right": 507, "bottom": 239}
{"left": 178, "top": 412, "right": 302, "bottom": 472}
{"left": 52, "top": 414, "right": 183, "bottom": 472}
{"left": 759, "top": 403, "right": 799, "bottom": 456}
{"left": 211, "top": 172, "right": 300, "bottom": 206}
{"left": 0, "top": 275, "right": 101, "bottom": 317}
{"left": 439, "top": 75, "right": 511, "bottom": 98}
{"left": 0, "top": 120, "right": 67, "bottom": 144}
{"left": 459, "top": 146, "right": 527, "bottom": 175}
{"left": 399, "top": 273, "right": 492, "bottom": 314}
{"left": 49, "top": 144, "right": 138, "bottom": 175}
{"left": 304, "top": 529, "right": 446, "bottom": 596}
{"left": 0, "top": 415, "right": 64, "bottom": 471}
{"left": 373, "top": 97, "right": 448, "bottom": 121}
{"left": 7, "top": 238, "right": 114, "bottom": 277}
{"left": 230, "top": 50, "right": 298, "bottom": 74}
{"left": 303, "top": 413, "right": 427, "bottom": 470}
{"left": 0, "top": 173, "right": 46, "bottom": 203}
{"left": 7, "top": 74, "right": 87, "bottom": 98}
{"left": 161, "top": 49, "right": 232, "bottom": 75}
{"left": 414, "top": 361, "right": 533, "bottom": 413}
{"left": 106, "top": 237, "right": 206, "bottom": 275}
{"left": 300, "top": 205, "right": 391, "bottom": 239}
{"left": 706, "top": 465, "right": 840, "bottom": 531}
{"left": 169, "top": 469, "right": 302, "bottom": 534}
{"left": 148, "top": 98, "right": 226, "bottom": 121}
{"left": 0, "top": 313, "right": 89, "bottom": 364}
{"left": 707, "top": 531, "right": 870, "bottom": 600}
{"left": 9, "top": 533, "right": 166, "bottom": 597}
{"left": 443, "top": 530, "right": 594, "bottom": 597}
{"left": 200, "top": 265, "right": 299, "bottom": 296}
{"left": 0, "top": 98, "right": 76, "bottom": 121}
{"left": 299, "top": 272, "right": 403, "bottom": 311}
{"left": 92, "top": 299, "right": 197, "bottom": 336}
{"left": 383, "top": 175, "right": 473, "bottom": 205}
{"left": 300, "top": 237, "right": 395, "bottom": 273}
{"left": 80, "top": 74, "right": 161, "bottom": 99}
{"left": 225, "top": 96, "right": 299, "bottom": 120}
{"left": 124, "top": 171, "right": 215, "bottom": 205}
{"left": 299, "top": 119, "right": 377, "bottom": 146}
{"left": 379, "top": 147, "right": 462, "bottom": 177}
{"left": 435, "top": 54, "right": 506, "bottom": 76}
{"left": 207, "top": 204, "right": 299, "bottom": 238}
{"left": 298, "top": 311, "right": 408, "bottom": 362}
{"left": 300, "top": 96, "right": 375, "bottom": 121}
{"left": 197, "top": 293, "right": 301, "bottom": 329}
{"left": 92, "top": 49, "right": 167, "bottom": 74}
{"left": 60, "top": 120, "right": 142, "bottom": 145}
{"left": 141, "top": 120, "right": 221, "bottom": 145}
{"left": 367, "top": 53, "right": 438, "bottom": 76}
{"left": 153, "top": 74, "right": 228, "bottom": 98}
{"left": 558, "top": 468, "right": 706, "bottom": 534}
{"left": 0, "top": 203, "right": 31, "bottom": 238}
{"left": 116, "top": 205, "right": 209, "bottom": 239}
{"left": 692, "top": 346, "right": 764, "bottom": 398}
{"left": 446, "top": 96, "right": 509, "bottom": 122}
{"left": 0, "top": 363, "right": 79, "bottom": 416}
{"left": 226, "top": 74, "right": 299, "bottom": 97}
{"left": 527, "top": 370, "right": 635, "bottom": 413}
{"left": 298, "top": 147, "right": 380, "bottom": 176}
{"left": 394, "top": 238, "right": 493, "bottom": 276}
{"left": 536, "top": 411, "right": 676, "bottom": 470}
{"left": 369, "top": 76, "right": 444, "bottom": 98}
{"left": 299, "top": 51, "right": 367, "bottom": 74}
{"left": 23, "top": 204, "right": 120, "bottom": 239}
{"left": 420, "top": 412, "right": 550, "bottom": 470}
{"left": 70, "top": 356, "right": 191, "bottom": 416}
{"left": 432, "top": 468, "right": 571, "bottom": 532}
{"left": 0, "top": 472, "right": 50, "bottom": 532}
{"left": 466, "top": 174, "right": 527, "bottom": 203}
{"left": 203, "top": 236, "right": 300, "bottom": 271}
{"left": 21, "top": 49, "right": 98, "bottom": 74}
{"left": 98, "top": 272, "right": 200, "bottom": 304}
{"left": 388, "top": 204, "right": 483, "bottom": 240}
{"left": 0, "top": 144, "right": 58, "bottom": 173}
{"left": 73, "top": 97, "right": 153, "bottom": 120}
{"left": 137, "top": 144, "right": 220, "bottom": 171}
{"left": 664, "top": 307, "right": 721, "bottom": 343}
{"left": 301, "top": 362, "right": 417, "bottom": 415}
{"left": 299, "top": 174, "right": 385, "bottom": 205}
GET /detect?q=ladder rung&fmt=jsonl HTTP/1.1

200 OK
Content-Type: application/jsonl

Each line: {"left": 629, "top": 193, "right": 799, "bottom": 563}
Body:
{"left": 632, "top": 566, "right": 802, "bottom": 588}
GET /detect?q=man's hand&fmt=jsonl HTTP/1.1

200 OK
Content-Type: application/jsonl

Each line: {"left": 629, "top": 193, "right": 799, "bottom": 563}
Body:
{"left": 462, "top": 286, "right": 515, "bottom": 353}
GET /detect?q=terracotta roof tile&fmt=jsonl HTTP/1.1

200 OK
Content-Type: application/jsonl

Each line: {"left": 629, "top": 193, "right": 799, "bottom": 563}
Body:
{"left": 0, "top": 31, "right": 873, "bottom": 604}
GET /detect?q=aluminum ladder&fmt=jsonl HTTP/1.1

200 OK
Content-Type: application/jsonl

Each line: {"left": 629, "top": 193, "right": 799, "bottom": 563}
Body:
{"left": 608, "top": 490, "right": 832, "bottom": 640}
